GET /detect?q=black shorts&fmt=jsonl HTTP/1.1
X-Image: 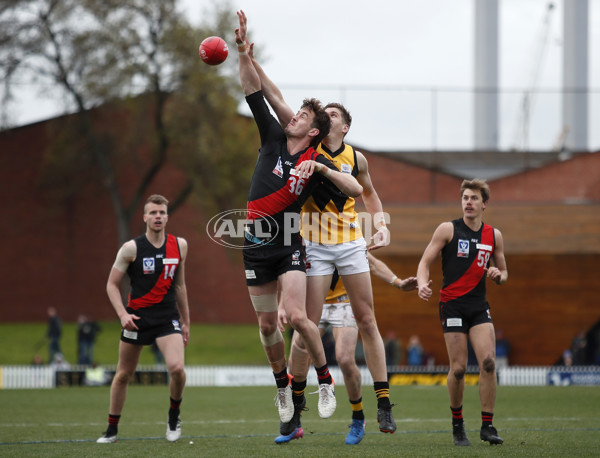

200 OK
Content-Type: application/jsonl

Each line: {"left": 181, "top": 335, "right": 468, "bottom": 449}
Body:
{"left": 243, "top": 237, "right": 306, "bottom": 286}
{"left": 120, "top": 318, "right": 182, "bottom": 346}
{"left": 439, "top": 301, "right": 492, "bottom": 333}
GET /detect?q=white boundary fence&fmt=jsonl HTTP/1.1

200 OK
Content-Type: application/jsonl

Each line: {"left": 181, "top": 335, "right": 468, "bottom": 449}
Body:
{"left": 2, "top": 365, "right": 600, "bottom": 389}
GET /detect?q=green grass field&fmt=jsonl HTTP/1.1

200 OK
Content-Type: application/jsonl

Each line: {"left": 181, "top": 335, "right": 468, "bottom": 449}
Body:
{"left": 0, "top": 322, "right": 272, "bottom": 366}
{"left": 1, "top": 385, "right": 599, "bottom": 457}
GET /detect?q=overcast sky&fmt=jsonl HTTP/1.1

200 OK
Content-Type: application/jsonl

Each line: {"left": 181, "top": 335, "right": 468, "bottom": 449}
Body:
{"left": 9, "top": 0, "right": 600, "bottom": 151}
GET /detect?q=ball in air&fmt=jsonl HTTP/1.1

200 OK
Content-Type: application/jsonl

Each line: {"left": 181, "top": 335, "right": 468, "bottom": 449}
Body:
{"left": 199, "top": 36, "right": 228, "bottom": 65}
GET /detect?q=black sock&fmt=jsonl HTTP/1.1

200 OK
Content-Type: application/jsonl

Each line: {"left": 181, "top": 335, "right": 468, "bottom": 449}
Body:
{"left": 315, "top": 364, "right": 332, "bottom": 385}
{"left": 274, "top": 368, "right": 289, "bottom": 389}
{"left": 482, "top": 411, "right": 494, "bottom": 427}
{"left": 169, "top": 397, "right": 182, "bottom": 421}
{"left": 451, "top": 406, "right": 464, "bottom": 426}
{"left": 374, "top": 381, "right": 391, "bottom": 408}
{"left": 107, "top": 414, "right": 120, "bottom": 436}
{"left": 291, "top": 378, "right": 306, "bottom": 405}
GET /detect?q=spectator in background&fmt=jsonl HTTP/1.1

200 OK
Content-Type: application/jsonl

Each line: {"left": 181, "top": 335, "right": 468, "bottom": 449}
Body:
{"left": 570, "top": 330, "right": 588, "bottom": 366}
{"left": 78, "top": 315, "right": 101, "bottom": 365}
{"left": 85, "top": 363, "right": 108, "bottom": 386}
{"left": 46, "top": 307, "right": 62, "bottom": 363}
{"left": 51, "top": 352, "right": 70, "bottom": 370}
{"left": 151, "top": 340, "right": 165, "bottom": 365}
{"left": 321, "top": 328, "right": 337, "bottom": 366}
{"left": 495, "top": 329, "right": 510, "bottom": 368}
{"left": 466, "top": 338, "right": 478, "bottom": 367}
{"left": 355, "top": 339, "right": 366, "bottom": 366}
{"left": 561, "top": 349, "right": 573, "bottom": 366}
{"left": 406, "top": 335, "right": 425, "bottom": 366}
{"left": 384, "top": 331, "right": 402, "bottom": 366}
{"left": 592, "top": 325, "right": 600, "bottom": 365}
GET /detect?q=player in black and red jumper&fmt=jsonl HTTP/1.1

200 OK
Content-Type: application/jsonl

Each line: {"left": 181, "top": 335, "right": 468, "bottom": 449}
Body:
{"left": 235, "top": 10, "right": 363, "bottom": 435}
{"left": 97, "top": 194, "right": 190, "bottom": 444}
{"left": 417, "top": 179, "right": 508, "bottom": 446}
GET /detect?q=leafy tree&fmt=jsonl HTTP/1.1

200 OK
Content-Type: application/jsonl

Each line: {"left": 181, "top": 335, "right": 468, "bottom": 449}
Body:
{"left": 0, "top": 0, "right": 256, "bottom": 244}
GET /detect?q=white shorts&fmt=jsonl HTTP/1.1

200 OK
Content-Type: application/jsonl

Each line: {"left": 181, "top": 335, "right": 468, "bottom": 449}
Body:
{"left": 319, "top": 301, "right": 358, "bottom": 329}
{"left": 305, "top": 238, "right": 369, "bottom": 276}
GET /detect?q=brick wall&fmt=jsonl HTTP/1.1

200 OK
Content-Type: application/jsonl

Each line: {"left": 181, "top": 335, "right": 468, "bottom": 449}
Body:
{"left": 2, "top": 116, "right": 599, "bottom": 364}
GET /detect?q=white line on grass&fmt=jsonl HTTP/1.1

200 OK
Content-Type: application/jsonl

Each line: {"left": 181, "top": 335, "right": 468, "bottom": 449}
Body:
{"left": 0, "top": 416, "right": 587, "bottom": 429}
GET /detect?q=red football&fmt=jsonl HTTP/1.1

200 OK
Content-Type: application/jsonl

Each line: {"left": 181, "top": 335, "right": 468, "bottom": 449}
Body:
{"left": 199, "top": 36, "right": 229, "bottom": 65}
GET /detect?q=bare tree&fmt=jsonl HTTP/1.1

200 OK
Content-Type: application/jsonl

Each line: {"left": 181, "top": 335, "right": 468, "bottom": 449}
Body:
{"left": 0, "top": 0, "right": 253, "bottom": 244}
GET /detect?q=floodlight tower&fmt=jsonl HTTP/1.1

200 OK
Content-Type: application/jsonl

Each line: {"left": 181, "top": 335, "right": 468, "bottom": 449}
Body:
{"left": 562, "top": 0, "right": 589, "bottom": 151}
{"left": 474, "top": 0, "right": 499, "bottom": 150}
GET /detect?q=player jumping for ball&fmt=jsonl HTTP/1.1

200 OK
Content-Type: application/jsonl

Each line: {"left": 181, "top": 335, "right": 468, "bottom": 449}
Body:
{"left": 234, "top": 10, "right": 363, "bottom": 433}
{"left": 238, "top": 10, "right": 401, "bottom": 443}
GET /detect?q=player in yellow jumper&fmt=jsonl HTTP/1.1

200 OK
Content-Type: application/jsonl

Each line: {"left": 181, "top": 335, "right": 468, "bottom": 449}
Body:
{"left": 284, "top": 252, "right": 417, "bottom": 444}
{"left": 237, "top": 20, "right": 400, "bottom": 441}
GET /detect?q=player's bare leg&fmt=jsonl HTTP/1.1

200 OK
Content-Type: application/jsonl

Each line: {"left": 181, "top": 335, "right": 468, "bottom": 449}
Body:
{"left": 281, "top": 271, "right": 335, "bottom": 418}
{"left": 469, "top": 324, "right": 497, "bottom": 412}
{"left": 333, "top": 327, "right": 361, "bottom": 399}
{"left": 333, "top": 326, "right": 366, "bottom": 444}
{"left": 343, "top": 272, "right": 386, "bottom": 380}
{"left": 470, "top": 323, "right": 503, "bottom": 444}
{"left": 249, "top": 281, "right": 293, "bottom": 423}
{"left": 97, "top": 341, "right": 143, "bottom": 443}
{"left": 158, "top": 333, "right": 186, "bottom": 441}
{"left": 280, "top": 271, "right": 328, "bottom": 369}
{"left": 344, "top": 272, "right": 395, "bottom": 432}
{"left": 445, "top": 333, "right": 468, "bottom": 408}
{"left": 158, "top": 333, "right": 186, "bottom": 400}
{"left": 444, "top": 332, "right": 470, "bottom": 446}
{"left": 109, "top": 341, "right": 143, "bottom": 416}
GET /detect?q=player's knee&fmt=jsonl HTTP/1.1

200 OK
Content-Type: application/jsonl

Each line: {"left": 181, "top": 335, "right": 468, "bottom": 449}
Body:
{"left": 337, "top": 354, "right": 358, "bottom": 374}
{"left": 287, "top": 313, "right": 306, "bottom": 332}
{"left": 113, "top": 369, "right": 134, "bottom": 385}
{"left": 482, "top": 356, "right": 495, "bottom": 373}
{"left": 293, "top": 336, "right": 307, "bottom": 352}
{"left": 171, "top": 366, "right": 186, "bottom": 383}
{"left": 452, "top": 367, "right": 466, "bottom": 381}
{"left": 354, "top": 314, "right": 376, "bottom": 334}
{"left": 259, "top": 327, "right": 283, "bottom": 347}
{"left": 259, "top": 320, "right": 278, "bottom": 337}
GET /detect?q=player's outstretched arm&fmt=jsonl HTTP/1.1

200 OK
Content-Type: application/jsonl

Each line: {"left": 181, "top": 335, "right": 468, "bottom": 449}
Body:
{"left": 355, "top": 151, "right": 389, "bottom": 250}
{"left": 295, "top": 159, "right": 363, "bottom": 197}
{"left": 235, "top": 10, "right": 260, "bottom": 96}
{"left": 368, "top": 252, "right": 418, "bottom": 291}
{"left": 247, "top": 43, "right": 294, "bottom": 127}
{"left": 416, "top": 222, "right": 452, "bottom": 301}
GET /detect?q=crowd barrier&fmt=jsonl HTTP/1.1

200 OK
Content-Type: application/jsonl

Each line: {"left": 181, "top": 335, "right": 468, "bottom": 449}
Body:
{"left": 1, "top": 365, "right": 599, "bottom": 389}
